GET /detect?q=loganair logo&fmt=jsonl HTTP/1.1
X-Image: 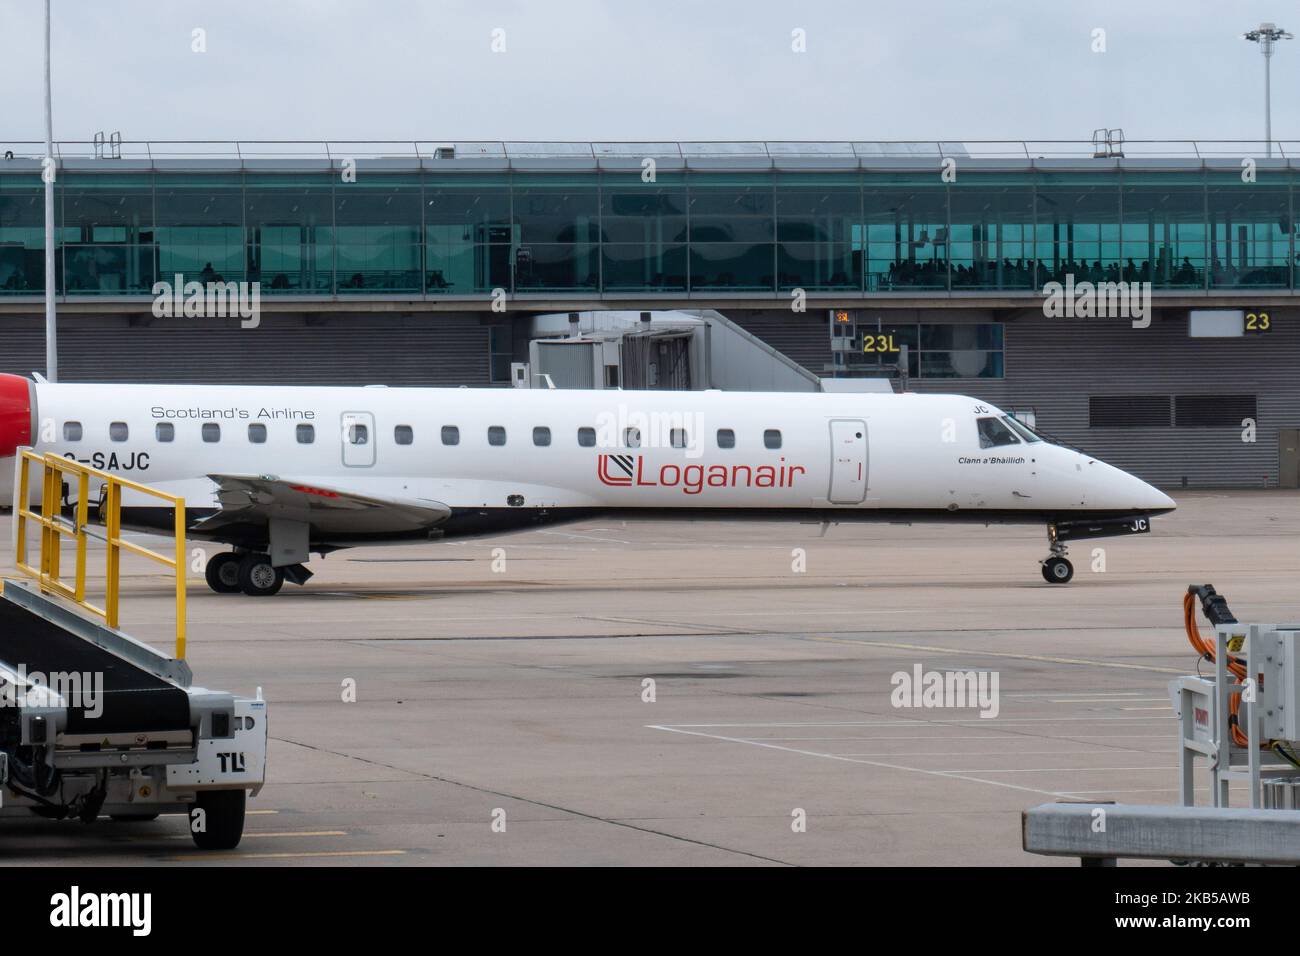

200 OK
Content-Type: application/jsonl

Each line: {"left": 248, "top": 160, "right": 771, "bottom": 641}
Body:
{"left": 597, "top": 454, "right": 806, "bottom": 495}
{"left": 598, "top": 454, "right": 637, "bottom": 486}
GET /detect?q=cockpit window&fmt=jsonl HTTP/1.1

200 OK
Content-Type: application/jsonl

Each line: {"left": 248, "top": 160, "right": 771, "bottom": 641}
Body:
{"left": 976, "top": 416, "right": 1021, "bottom": 449}
{"left": 1001, "top": 415, "right": 1042, "bottom": 443}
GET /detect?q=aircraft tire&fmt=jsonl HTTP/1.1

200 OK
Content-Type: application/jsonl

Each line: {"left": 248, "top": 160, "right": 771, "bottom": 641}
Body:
{"left": 204, "top": 552, "right": 242, "bottom": 594}
{"left": 237, "top": 553, "right": 284, "bottom": 596}
{"left": 1043, "top": 557, "right": 1073, "bottom": 584}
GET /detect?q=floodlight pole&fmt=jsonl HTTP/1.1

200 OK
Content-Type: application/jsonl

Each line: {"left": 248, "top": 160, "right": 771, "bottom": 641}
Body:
{"left": 43, "top": 0, "right": 57, "bottom": 382}
{"left": 1243, "top": 22, "right": 1293, "bottom": 159}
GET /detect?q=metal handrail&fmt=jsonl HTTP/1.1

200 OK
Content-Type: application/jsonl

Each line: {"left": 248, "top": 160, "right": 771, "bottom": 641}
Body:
{"left": 13, "top": 451, "right": 188, "bottom": 660}
{"left": 2, "top": 139, "right": 1299, "bottom": 162}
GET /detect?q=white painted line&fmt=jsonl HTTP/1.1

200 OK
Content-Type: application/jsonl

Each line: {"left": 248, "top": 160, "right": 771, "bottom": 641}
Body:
{"left": 811, "top": 635, "right": 1187, "bottom": 675}
{"left": 647, "top": 724, "right": 1082, "bottom": 799}
{"left": 1050, "top": 738, "right": 1175, "bottom": 743}
{"left": 1048, "top": 697, "right": 1168, "bottom": 704}
{"left": 833, "top": 750, "right": 1132, "bottom": 758}
{"left": 938, "top": 766, "right": 1177, "bottom": 774}
{"left": 664, "top": 716, "right": 1174, "bottom": 728}
{"left": 535, "top": 530, "right": 632, "bottom": 544}
{"left": 1006, "top": 692, "right": 1158, "bottom": 699}
{"left": 1065, "top": 788, "right": 1186, "bottom": 795}
{"left": 756, "top": 735, "right": 1035, "bottom": 741}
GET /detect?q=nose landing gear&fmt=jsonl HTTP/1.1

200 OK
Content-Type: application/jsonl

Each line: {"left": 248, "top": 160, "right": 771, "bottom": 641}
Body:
{"left": 1041, "top": 524, "right": 1074, "bottom": 584}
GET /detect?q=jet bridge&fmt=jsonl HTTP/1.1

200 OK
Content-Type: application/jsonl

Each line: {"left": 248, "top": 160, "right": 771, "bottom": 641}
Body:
{"left": 2, "top": 450, "right": 266, "bottom": 849}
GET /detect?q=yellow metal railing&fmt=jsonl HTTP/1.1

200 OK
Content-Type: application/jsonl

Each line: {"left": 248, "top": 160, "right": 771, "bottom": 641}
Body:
{"left": 13, "top": 450, "right": 187, "bottom": 659}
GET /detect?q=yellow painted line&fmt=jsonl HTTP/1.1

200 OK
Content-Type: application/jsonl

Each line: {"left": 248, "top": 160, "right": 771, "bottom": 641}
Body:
{"left": 247, "top": 809, "right": 279, "bottom": 815}
{"left": 167, "top": 830, "right": 346, "bottom": 840}
{"left": 810, "top": 635, "right": 1186, "bottom": 675}
{"left": 171, "top": 849, "right": 406, "bottom": 862}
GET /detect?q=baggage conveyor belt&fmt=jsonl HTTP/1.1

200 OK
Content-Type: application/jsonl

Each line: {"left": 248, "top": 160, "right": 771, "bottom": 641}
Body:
{"left": 0, "top": 593, "right": 190, "bottom": 735}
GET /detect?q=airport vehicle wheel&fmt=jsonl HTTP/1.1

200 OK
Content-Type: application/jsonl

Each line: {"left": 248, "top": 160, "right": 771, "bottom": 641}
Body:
{"left": 204, "top": 552, "right": 242, "bottom": 594}
{"left": 109, "top": 813, "right": 160, "bottom": 822}
{"left": 1043, "top": 557, "right": 1074, "bottom": 584}
{"left": 189, "top": 789, "right": 246, "bottom": 850}
{"left": 237, "top": 553, "right": 284, "bottom": 596}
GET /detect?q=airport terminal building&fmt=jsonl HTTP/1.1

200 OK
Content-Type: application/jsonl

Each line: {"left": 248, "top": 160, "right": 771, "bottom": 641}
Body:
{"left": 1, "top": 140, "right": 1298, "bottom": 487}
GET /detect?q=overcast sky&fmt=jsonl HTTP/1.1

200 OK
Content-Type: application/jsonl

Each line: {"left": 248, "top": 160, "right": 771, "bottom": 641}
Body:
{"left": 1, "top": 0, "right": 1296, "bottom": 147}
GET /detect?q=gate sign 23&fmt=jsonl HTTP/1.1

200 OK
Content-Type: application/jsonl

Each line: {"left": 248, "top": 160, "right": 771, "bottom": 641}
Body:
{"left": 1245, "top": 311, "right": 1271, "bottom": 333}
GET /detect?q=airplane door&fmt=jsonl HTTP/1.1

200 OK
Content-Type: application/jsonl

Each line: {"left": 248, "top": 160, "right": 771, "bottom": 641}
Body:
{"left": 828, "top": 419, "right": 867, "bottom": 504}
{"left": 341, "top": 411, "right": 376, "bottom": 467}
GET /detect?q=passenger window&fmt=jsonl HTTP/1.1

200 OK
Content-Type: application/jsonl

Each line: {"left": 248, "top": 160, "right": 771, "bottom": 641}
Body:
{"left": 624, "top": 427, "right": 641, "bottom": 448}
{"left": 296, "top": 424, "right": 315, "bottom": 444}
{"left": 533, "top": 426, "right": 551, "bottom": 447}
{"left": 248, "top": 423, "right": 267, "bottom": 444}
{"left": 347, "top": 423, "right": 369, "bottom": 445}
{"left": 202, "top": 423, "right": 221, "bottom": 443}
{"left": 109, "top": 422, "right": 129, "bottom": 442}
{"left": 763, "top": 429, "right": 782, "bottom": 450}
{"left": 63, "top": 421, "right": 82, "bottom": 442}
{"left": 155, "top": 423, "right": 174, "bottom": 443}
{"left": 394, "top": 425, "right": 414, "bottom": 445}
{"left": 670, "top": 428, "right": 688, "bottom": 449}
{"left": 717, "top": 428, "right": 735, "bottom": 449}
{"left": 488, "top": 426, "right": 506, "bottom": 446}
{"left": 977, "top": 417, "right": 1021, "bottom": 449}
{"left": 577, "top": 427, "right": 596, "bottom": 447}
{"left": 441, "top": 425, "right": 460, "bottom": 446}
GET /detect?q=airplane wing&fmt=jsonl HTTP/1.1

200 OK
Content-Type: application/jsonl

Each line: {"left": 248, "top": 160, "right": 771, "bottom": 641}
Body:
{"left": 194, "top": 474, "right": 452, "bottom": 537}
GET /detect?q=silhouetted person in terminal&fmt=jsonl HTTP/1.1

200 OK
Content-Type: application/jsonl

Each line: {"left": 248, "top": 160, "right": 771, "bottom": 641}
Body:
{"left": 199, "top": 262, "right": 216, "bottom": 283}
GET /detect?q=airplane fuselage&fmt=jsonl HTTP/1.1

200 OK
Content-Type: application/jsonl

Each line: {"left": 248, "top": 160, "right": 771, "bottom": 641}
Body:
{"left": 0, "top": 376, "right": 1175, "bottom": 589}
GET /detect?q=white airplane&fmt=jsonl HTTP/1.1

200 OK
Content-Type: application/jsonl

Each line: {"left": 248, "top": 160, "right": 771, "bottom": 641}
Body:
{"left": 0, "top": 372, "right": 1174, "bottom": 595}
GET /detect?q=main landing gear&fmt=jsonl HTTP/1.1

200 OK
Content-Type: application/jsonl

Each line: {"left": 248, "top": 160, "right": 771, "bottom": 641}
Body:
{"left": 1040, "top": 524, "right": 1074, "bottom": 585}
{"left": 204, "top": 551, "right": 284, "bottom": 597}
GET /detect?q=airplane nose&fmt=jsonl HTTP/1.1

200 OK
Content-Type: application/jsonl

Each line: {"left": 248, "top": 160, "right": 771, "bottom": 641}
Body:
{"left": 0, "top": 373, "right": 34, "bottom": 458}
{"left": 1140, "top": 480, "right": 1176, "bottom": 514}
{"left": 1106, "top": 461, "right": 1176, "bottom": 514}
